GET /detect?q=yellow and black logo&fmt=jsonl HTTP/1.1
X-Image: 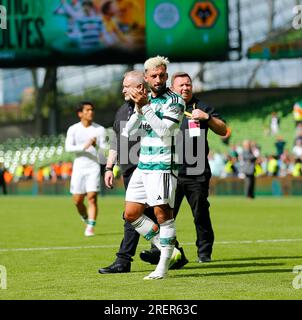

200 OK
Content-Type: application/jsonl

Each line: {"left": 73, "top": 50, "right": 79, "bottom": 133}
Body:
{"left": 190, "top": 1, "right": 219, "bottom": 28}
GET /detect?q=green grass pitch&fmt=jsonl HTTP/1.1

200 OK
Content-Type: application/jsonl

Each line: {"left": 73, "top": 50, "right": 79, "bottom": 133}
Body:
{"left": 0, "top": 195, "right": 302, "bottom": 300}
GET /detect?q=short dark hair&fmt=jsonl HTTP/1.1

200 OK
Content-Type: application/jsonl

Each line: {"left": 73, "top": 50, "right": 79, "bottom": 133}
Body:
{"left": 171, "top": 72, "right": 192, "bottom": 86}
{"left": 76, "top": 101, "right": 95, "bottom": 113}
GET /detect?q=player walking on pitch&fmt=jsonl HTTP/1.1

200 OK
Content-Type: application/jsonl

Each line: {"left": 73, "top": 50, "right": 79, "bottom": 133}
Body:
{"left": 65, "top": 101, "right": 107, "bottom": 236}
{"left": 122, "top": 56, "right": 185, "bottom": 279}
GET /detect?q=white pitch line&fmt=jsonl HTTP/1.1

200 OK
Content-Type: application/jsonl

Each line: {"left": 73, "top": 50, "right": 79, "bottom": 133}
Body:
{"left": 0, "top": 244, "right": 119, "bottom": 252}
{"left": 0, "top": 238, "right": 302, "bottom": 253}
{"left": 212, "top": 238, "right": 302, "bottom": 244}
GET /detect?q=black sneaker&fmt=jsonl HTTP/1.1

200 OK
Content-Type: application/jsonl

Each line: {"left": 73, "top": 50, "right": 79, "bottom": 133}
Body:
{"left": 98, "top": 261, "right": 131, "bottom": 274}
{"left": 139, "top": 248, "right": 160, "bottom": 265}
{"left": 169, "top": 247, "right": 189, "bottom": 270}
{"left": 198, "top": 256, "right": 211, "bottom": 263}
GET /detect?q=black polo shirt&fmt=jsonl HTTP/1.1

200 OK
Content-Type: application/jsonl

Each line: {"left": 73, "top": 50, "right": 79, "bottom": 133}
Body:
{"left": 110, "top": 101, "right": 140, "bottom": 177}
{"left": 178, "top": 96, "right": 224, "bottom": 180}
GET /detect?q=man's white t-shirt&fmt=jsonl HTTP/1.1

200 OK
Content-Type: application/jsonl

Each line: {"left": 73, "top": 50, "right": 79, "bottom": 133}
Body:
{"left": 65, "top": 122, "right": 107, "bottom": 170}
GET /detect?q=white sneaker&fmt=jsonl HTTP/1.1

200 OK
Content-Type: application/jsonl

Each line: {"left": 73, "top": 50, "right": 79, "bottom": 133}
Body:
{"left": 143, "top": 270, "right": 166, "bottom": 280}
{"left": 84, "top": 226, "right": 95, "bottom": 237}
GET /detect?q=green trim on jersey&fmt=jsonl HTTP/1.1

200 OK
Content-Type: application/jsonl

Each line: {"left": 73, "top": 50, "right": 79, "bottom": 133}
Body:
{"left": 138, "top": 88, "right": 184, "bottom": 172}
{"left": 171, "top": 103, "right": 185, "bottom": 113}
{"left": 145, "top": 128, "right": 158, "bottom": 138}
{"left": 144, "top": 112, "right": 163, "bottom": 137}
{"left": 138, "top": 162, "right": 179, "bottom": 171}
{"left": 155, "top": 111, "right": 164, "bottom": 119}
{"left": 140, "top": 146, "right": 171, "bottom": 156}
{"left": 150, "top": 96, "right": 168, "bottom": 104}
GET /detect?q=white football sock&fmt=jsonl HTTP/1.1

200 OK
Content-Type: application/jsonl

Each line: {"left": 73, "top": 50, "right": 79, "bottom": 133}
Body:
{"left": 131, "top": 214, "right": 159, "bottom": 241}
{"left": 155, "top": 219, "right": 176, "bottom": 275}
{"left": 151, "top": 233, "right": 161, "bottom": 250}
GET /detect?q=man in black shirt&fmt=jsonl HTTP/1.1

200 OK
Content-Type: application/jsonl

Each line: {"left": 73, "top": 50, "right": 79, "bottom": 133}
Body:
{"left": 98, "top": 70, "right": 188, "bottom": 274}
{"left": 98, "top": 71, "right": 144, "bottom": 273}
{"left": 140, "top": 72, "right": 226, "bottom": 264}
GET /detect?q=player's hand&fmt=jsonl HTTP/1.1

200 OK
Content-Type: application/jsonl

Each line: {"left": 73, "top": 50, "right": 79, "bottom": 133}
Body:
{"left": 84, "top": 137, "right": 97, "bottom": 150}
{"left": 129, "top": 87, "right": 148, "bottom": 108}
{"left": 104, "top": 170, "right": 114, "bottom": 189}
{"left": 191, "top": 109, "right": 209, "bottom": 121}
{"left": 90, "top": 137, "right": 97, "bottom": 147}
{"left": 135, "top": 104, "right": 143, "bottom": 114}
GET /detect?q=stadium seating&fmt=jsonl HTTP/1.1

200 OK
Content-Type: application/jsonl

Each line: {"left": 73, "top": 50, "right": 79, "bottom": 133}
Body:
{"left": 0, "top": 130, "right": 114, "bottom": 177}
{"left": 0, "top": 134, "right": 79, "bottom": 176}
{"left": 208, "top": 95, "right": 302, "bottom": 155}
{"left": 0, "top": 96, "right": 301, "bottom": 177}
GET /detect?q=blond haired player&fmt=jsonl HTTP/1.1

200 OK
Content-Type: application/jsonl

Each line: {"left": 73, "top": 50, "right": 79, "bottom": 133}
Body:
{"left": 122, "top": 56, "right": 185, "bottom": 279}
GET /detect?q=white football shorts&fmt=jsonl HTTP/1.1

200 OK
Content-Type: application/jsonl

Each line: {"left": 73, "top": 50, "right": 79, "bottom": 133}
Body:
{"left": 125, "top": 168, "right": 177, "bottom": 208}
{"left": 70, "top": 165, "right": 101, "bottom": 194}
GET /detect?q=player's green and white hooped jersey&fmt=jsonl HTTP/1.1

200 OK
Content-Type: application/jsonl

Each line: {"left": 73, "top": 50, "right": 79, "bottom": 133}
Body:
{"left": 123, "top": 88, "right": 185, "bottom": 173}
{"left": 138, "top": 89, "right": 184, "bottom": 172}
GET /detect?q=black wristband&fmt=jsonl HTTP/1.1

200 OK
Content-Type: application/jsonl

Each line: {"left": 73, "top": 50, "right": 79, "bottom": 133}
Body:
{"left": 105, "top": 167, "right": 113, "bottom": 172}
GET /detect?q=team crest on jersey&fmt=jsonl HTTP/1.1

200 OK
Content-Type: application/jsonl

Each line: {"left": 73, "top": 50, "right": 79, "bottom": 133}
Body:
{"left": 141, "top": 123, "right": 152, "bottom": 131}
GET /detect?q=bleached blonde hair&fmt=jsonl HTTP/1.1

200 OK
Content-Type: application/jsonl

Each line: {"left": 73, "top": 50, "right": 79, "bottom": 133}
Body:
{"left": 144, "top": 55, "right": 170, "bottom": 72}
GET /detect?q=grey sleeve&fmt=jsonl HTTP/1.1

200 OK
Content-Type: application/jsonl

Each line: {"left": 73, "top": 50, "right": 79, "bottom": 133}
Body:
{"left": 110, "top": 130, "right": 118, "bottom": 152}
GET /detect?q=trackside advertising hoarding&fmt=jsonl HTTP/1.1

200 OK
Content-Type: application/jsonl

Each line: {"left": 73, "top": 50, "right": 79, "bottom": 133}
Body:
{"left": 0, "top": 0, "right": 229, "bottom": 67}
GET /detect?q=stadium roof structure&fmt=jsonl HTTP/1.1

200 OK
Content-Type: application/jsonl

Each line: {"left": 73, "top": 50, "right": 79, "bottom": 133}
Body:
{"left": 248, "top": 27, "right": 302, "bottom": 60}
{"left": 200, "top": 0, "right": 302, "bottom": 89}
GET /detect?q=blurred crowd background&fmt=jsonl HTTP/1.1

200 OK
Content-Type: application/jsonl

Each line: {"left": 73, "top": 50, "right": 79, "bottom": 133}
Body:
{"left": 1, "top": 0, "right": 302, "bottom": 195}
